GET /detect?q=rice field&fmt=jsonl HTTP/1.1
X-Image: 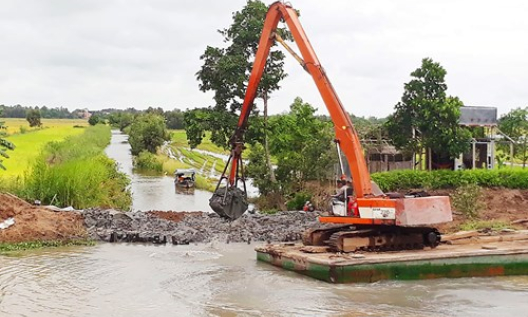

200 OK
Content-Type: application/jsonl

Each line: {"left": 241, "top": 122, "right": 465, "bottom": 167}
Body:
{"left": 1, "top": 119, "right": 88, "bottom": 176}
{"left": 170, "top": 129, "right": 228, "bottom": 155}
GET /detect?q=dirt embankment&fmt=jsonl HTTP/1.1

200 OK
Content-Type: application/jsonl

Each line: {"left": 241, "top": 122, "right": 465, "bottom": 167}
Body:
{"left": 0, "top": 193, "right": 86, "bottom": 243}
{"left": 429, "top": 188, "right": 528, "bottom": 232}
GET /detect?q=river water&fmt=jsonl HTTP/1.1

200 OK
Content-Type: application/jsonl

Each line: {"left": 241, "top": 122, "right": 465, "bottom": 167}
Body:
{"left": 105, "top": 130, "right": 214, "bottom": 213}
{"left": 1, "top": 131, "right": 528, "bottom": 316}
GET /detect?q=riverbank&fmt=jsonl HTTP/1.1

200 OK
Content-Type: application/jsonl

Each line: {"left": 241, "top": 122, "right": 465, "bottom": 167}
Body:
{"left": 0, "top": 193, "right": 86, "bottom": 244}
{"left": 2, "top": 187, "right": 528, "bottom": 248}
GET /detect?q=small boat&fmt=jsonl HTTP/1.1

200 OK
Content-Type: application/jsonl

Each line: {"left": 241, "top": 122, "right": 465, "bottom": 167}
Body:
{"left": 174, "top": 169, "right": 196, "bottom": 188}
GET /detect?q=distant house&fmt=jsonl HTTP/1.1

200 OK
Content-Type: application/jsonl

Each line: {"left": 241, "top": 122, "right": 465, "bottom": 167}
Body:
{"left": 365, "top": 143, "right": 412, "bottom": 173}
{"left": 432, "top": 106, "right": 503, "bottom": 170}
{"left": 456, "top": 106, "right": 498, "bottom": 170}
{"left": 74, "top": 108, "right": 91, "bottom": 119}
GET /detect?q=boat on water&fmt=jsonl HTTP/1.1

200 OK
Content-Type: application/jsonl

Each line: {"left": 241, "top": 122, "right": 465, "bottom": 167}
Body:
{"left": 174, "top": 169, "right": 196, "bottom": 188}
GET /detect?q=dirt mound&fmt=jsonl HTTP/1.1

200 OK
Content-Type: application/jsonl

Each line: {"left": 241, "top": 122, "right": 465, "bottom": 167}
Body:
{"left": 148, "top": 211, "right": 204, "bottom": 223}
{"left": 431, "top": 188, "right": 528, "bottom": 233}
{"left": 0, "top": 193, "right": 86, "bottom": 243}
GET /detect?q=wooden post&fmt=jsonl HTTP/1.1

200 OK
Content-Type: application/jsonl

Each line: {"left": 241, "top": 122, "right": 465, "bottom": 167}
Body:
{"left": 428, "top": 148, "right": 432, "bottom": 171}
{"left": 472, "top": 139, "right": 476, "bottom": 169}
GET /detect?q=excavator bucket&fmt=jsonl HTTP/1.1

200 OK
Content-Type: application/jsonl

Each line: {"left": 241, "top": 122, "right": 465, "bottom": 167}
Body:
{"left": 209, "top": 187, "right": 248, "bottom": 220}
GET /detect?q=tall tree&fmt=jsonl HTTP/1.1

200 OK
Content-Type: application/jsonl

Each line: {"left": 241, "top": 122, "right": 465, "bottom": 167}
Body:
{"left": 0, "top": 110, "right": 15, "bottom": 170}
{"left": 386, "top": 58, "right": 470, "bottom": 162}
{"left": 26, "top": 108, "right": 42, "bottom": 128}
{"left": 498, "top": 107, "right": 528, "bottom": 168}
{"left": 188, "top": 0, "right": 291, "bottom": 183}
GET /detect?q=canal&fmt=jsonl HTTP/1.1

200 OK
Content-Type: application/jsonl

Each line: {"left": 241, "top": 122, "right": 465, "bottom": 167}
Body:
{"left": 1, "top": 130, "right": 527, "bottom": 316}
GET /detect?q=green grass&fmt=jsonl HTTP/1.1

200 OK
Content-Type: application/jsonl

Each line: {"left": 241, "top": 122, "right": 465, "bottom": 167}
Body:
{"left": 11, "top": 125, "right": 132, "bottom": 210}
{"left": 170, "top": 129, "right": 228, "bottom": 155}
{"left": 0, "top": 239, "right": 95, "bottom": 255}
{"left": 1, "top": 118, "right": 88, "bottom": 135}
{"left": 459, "top": 220, "right": 512, "bottom": 231}
{"left": 1, "top": 119, "right": 87, "bottom": 177}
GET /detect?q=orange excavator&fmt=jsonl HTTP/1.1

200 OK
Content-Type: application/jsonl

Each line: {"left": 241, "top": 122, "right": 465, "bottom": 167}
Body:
{"left": 209, "top": 1, "right": 452, "bottom": 252}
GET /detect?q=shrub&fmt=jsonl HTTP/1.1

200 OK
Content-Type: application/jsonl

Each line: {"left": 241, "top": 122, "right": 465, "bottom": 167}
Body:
{"left": 134, "top": 150, "right": 163, "bottom": 172}
{"left": 371, "top": 169, "right": 528, "bottom": 192}
{"left": 451, "top": 183, "right": 484, "bottom": 219}
{"left": 286, "top": 192, "right": 312, "bottom": 210}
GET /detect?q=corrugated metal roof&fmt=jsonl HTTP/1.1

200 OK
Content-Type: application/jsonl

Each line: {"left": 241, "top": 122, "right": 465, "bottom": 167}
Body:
{"left": 459, "top": 106, "right": 497, "bottom": 126}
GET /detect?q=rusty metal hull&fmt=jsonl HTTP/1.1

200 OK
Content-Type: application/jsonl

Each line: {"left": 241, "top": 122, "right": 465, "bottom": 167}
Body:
{"left": 256, "top": 241, "right": 528, "bottom": 283}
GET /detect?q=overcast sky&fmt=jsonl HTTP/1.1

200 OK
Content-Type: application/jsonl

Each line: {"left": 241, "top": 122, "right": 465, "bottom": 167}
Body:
{"left": 1, "top": 0, "right": 527, "bottom": 118}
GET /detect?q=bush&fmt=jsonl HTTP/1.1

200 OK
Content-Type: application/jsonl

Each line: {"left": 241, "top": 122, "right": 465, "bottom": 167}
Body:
{"left": 134, "top": 150, "right": 163, "bottom": 172}
{"left": 128, "top": 114, "right": 169, "bottom": 155}
{"left": 286, "top": 192, "right": 312, "bottom": 210}
{"left": 451, "top": 184, "right": 484, "bottom": 219}
{"left": 371, "top": 169, "right": 528, "bottom": 192}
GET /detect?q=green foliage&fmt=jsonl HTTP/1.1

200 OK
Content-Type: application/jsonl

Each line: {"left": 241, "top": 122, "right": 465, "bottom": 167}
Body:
{"left": 451, "top": 183, "right": 483, "bottom": 219}
{"left": 286, "top": 192, "right": 312, "bottom": 210}
{"left": 128, "top": 113, "right": 170, "bottom": 155}
{"left": 0, "top": 239, "right": 95, "bottom": 255}
{"left": 459, "top": 220, "right": 511, "bottom": 231}
{"left": 19, "top": 126, "right": 28, "bottom": 134}
{"left": 21, "top": 125, "right": 132, "bottom": 210}
{"left": 371, "top": 169, "right": 528, "bottom": 192}
{"left": 107, "top": 112, "right": 135, "bottom": 131}
{"left": 26, "top": 108, "right": 42, "bottom": 127}
{"left": 164, "top": 109, "right": 185, "bottom": 129}
{"left": 385, "top": 58, "right": 471, "bottom": 159}
{"left": 184, "top": 108, "right": 237, "bottom": 149}
{"left": 1, "top": 104, "right": 75, "bottom": 119}
{"left": 188, "top": 0, "right": 291, "bottom": 149}
{"left": 269, "top": 98, "right": 335, "bottom": 191}
{"left": 498, "top": 107, "right": 528, "bottom": 167}
{"left": 0, "top": 111, "right": 15, "bottom": 170}
{"left": 349, "top": 114, "right": 387, "bottom": 139}
{"left": 88, "top": 114, "right": 101, "bottom": 126}
{"left": 246, "top": 98, "right": 336, "bottom": 196}
{"left": 134, "top": 150, "right": 163, "bottom": 172}
{"left": 246, "top": 142, "right": 276, "bottom": 195}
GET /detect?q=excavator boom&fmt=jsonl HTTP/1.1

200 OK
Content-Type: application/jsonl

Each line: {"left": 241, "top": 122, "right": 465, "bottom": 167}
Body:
{"left": 226, "top": 1, "right": 372, "bottom": 198}
{"left": 210, "top": 2, "right": 452, "bottom": 252}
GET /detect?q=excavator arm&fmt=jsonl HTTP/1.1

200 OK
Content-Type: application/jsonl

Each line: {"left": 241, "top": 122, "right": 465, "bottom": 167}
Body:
{"left": 210, "top": 2, "right": 452, "bottom": 243}
{"left": 222, "top": 1, "right": 372, "bottom": 199}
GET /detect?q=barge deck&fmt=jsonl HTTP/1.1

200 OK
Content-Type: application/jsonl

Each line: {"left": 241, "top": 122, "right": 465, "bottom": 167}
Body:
{"left": 256, "top": 231, "right": 528, "bottom": 283}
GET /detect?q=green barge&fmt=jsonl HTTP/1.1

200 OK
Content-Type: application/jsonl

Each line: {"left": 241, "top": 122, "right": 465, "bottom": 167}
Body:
{"left": 256, "top": 232, "right": 528, "bottom": 283}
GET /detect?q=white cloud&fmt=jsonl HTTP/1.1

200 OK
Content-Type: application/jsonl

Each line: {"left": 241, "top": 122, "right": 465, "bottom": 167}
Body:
{"left": 0, "top": 0, "right": 526, "bottom": 117}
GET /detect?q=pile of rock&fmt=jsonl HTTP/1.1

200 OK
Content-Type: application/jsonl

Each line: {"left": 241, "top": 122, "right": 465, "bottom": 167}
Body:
{"left": 82, "top": 209, "right": 321, "bottom": 245}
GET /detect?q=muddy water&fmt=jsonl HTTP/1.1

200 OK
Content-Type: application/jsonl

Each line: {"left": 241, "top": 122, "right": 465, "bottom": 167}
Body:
{"left": 104, "top": 130, "right": 213, "bottom": 212}
{"left": 1, "top": 243, "right": 528, "bottom": 317}
{"left": 1, "top": 130, "right": 528, "bottom": 316}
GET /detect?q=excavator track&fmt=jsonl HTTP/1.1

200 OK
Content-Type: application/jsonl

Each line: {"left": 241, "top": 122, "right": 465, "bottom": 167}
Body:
{"left": 305, "top": 225, "right": 441, "bottom": 253}
{"left": 302, "top": 224, "right": 352, "bottom": 246}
